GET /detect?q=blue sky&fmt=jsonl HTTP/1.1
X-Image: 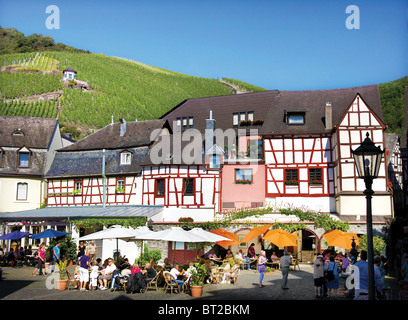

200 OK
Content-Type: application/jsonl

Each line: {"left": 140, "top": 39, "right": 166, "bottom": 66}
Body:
{"left": 1, "top": 0, "right": 407, "bottom": 90}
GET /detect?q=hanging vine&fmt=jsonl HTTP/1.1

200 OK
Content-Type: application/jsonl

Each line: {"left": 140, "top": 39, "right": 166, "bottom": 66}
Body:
{"left": 69, "top": 217, "right": 147, "bottom": 229}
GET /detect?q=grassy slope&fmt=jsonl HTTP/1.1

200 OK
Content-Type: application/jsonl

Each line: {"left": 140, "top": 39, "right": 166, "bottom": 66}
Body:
{"left": 0, "top": 51, "right": 234, "bottom": 128}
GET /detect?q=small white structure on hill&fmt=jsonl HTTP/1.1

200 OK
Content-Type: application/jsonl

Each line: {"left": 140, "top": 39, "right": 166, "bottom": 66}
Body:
{"left": 63, "top": 67, "right": 77, "bottom": 80}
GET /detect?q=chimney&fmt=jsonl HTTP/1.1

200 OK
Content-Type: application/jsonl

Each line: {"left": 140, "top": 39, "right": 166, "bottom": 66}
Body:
{"left": 205, "top": 110, "right": 215, "bottom": 155}
{"left": 120, "top": 118, "right": 126, "bottom": 136}
{"left": 325, "top": 102, "right": 333, "bottom": 130}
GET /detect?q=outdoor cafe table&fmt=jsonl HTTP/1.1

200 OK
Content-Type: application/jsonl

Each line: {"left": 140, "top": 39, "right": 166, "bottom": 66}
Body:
{"left": 210, "top": 258, "right": 223, "bottom": 266}
{"left": 266, "top": 261, "right": 280, "bottom": 270}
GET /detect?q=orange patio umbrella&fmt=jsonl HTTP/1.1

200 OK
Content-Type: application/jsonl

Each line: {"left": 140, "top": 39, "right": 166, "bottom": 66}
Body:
{"left": 262, "top": 228, "right": 297, "bottom": 247}
{"left": 209, "top": 228, "right": 241, "bottom": 248}
{"left": 322, "top": 230, "right": 359, "bottom": 250}
{"left": 240, "top": 224, "right": 273, "bottom": 244}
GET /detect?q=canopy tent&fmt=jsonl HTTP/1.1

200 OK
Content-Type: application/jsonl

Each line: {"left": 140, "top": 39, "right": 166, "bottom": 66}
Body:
{"left": 322, "top": 230, "right": 360, "bottom": 250}
{"left": 262, "top": 228, "right": 297, "bottom": 248}
{"left": 208, "top": 228, "right": 241, "bottom": 248}
{"left": 31, "top": 229, "right": 70, "bottom": 240}
{"left": 240, "top": 224, "right": 273, "bottom": 244}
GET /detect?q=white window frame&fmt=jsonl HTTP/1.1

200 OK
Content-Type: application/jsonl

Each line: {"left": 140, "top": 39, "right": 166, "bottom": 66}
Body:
{"left": 120, "top": 152, "right": 132, "bottom": 165}
{"left": 16, "top": 182, "right": 28, "bottom": 201}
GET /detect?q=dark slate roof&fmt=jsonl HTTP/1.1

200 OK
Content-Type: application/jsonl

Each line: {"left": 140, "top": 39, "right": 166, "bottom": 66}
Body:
{"left": 59, "top": 120, "right": 170, "bottom": 152}
{"left": 0, "top": 116, "right": 58, "bottom": 149}
{"left": 260, "top": 85, "right": 383, "bottom": 135}
{"left": 45, "top": 147, "right": 149, "bottom": 178}
{"left": 0, "top": 205, "right": 163, "bottom": 220}
{"left": 63, "top": 67, "right": 77, "bottom": 73}
{"left": 160, "top": 85, "right": 383, "bottom": 136}
{"left": 385, "top": 133, "right": 399, "bottom": 163}
{"left": 160, "top": 91, "right": 278, "bottom": 133}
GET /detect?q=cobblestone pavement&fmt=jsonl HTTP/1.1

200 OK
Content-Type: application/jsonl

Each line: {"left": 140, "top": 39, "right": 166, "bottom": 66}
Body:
{"left": 0, "top": 264, "right": 401, "bottom": 301}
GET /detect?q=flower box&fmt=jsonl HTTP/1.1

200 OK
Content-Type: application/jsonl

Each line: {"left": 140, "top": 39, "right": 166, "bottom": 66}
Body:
{"left": 252, "top": 119, "right": 264, "bottom": 125}
{"left": 309, "top": 180, "right": 322, "bottom": 185}
{"left": 235, "top": 179, "right": 252, "bottom": 185}
{"left": 178, "top": 217, "right": 194, "bottom": 223}
{"left": 284, "top": 180, "right": 299, "bottom": 186}
{"left": 239, "top": 120, "right": 252, "bottom": 126}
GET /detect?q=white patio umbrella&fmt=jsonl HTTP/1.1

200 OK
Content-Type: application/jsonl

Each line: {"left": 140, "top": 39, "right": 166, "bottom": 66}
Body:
{"left": 188, "top": 228, "right": 232, "bottom": 242}
{"left": 188, "top": 228, "right": 232, "bottom": 259}
{"left": 136, "top": 227, "right": 229, "bottom": 264}
{"left": 78, "top": 225, "right": 144, "bottom": 265}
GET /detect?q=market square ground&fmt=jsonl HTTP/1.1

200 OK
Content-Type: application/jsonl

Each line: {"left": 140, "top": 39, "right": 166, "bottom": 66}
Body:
{"left": 0, "top": 263, "right": 402, "bottom": 301}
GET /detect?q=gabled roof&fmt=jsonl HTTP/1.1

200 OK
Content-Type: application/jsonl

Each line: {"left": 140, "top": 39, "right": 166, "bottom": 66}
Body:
{"left": 160, "top": 85, "right": 383, "bottom": 136}
{"left": 261, "top": 85, "right": 383, "bottom": 135}
{"left": 58, "top": 120, "right": 171, "bottom": 152}
{"left": 0, "top": 116, "right": 58, "bottom": 149}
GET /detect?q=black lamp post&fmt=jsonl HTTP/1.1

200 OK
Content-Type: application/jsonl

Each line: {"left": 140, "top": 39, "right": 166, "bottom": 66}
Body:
{"left": 351, "top": 132, "right": 384, "bottom": 300}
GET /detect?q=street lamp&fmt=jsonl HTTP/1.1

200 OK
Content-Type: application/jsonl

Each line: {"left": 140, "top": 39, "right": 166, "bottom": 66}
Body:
{"left": 351, "top": 132, "right": 384, "bottom": 300}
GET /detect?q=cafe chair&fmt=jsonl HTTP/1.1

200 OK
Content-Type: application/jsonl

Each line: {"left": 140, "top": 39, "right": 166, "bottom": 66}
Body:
{"left": 163, "top": 271, "right": 179, "bottom": 294}
{"left": 145, "top": 270, "right": 161, "bottom": 292}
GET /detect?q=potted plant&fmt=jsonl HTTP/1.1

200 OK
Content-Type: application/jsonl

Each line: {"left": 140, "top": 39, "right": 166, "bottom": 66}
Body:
{"left": 190, "top": 263, "right": 207, "bottom": 297}
{"left": 56, "top": 259, "right": 69, "bottom": 290}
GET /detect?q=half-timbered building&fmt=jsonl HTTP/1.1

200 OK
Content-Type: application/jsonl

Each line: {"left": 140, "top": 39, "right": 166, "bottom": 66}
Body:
{"left": 45, "top": 119, "right": 171, "bottom": 207}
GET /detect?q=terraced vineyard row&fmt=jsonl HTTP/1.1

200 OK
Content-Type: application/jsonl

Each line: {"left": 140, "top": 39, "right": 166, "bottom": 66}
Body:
{"left": 0, "top": 99, "right": 59, "bottom": 118}
{"left": 0, "top": 51, "right": 234, "bottom": 128}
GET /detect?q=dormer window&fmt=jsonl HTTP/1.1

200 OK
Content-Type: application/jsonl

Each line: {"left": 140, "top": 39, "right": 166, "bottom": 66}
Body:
{"left": 18, "top": 147, "right": 31, "bottom": 167}
{"left": 12, "top": 129, "right": 24, "bottom": 136}
{"left": 120, "top": 151, "right": 132, "bottom": 165}
{"left": 285, "top": 110, "right": 306, "bottom": 125}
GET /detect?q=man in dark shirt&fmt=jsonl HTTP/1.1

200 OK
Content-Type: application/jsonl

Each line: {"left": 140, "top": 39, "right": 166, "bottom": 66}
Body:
{"left": 143, "top": 262, "right": 157, "bottom": 282}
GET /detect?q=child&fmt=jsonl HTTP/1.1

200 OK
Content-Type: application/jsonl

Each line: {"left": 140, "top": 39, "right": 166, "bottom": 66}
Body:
{"left": 90, "top": 260, "right": 100, "bottom": 291}
{"left": 73, "top": 260, "right": 81, "bottom": 289}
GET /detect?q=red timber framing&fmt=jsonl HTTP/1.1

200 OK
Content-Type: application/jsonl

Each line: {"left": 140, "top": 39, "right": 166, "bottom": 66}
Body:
{"left": 46, "top": 176, "right": 137, "bottom": 206}
{"left": 142, "top": 165, "right": 220, "bottom": 209}
{"left": 264, "top": 134, "right": 334, "bottom": 197}
{"left": 333, "top": 94, "right": 388, "bottom": 195}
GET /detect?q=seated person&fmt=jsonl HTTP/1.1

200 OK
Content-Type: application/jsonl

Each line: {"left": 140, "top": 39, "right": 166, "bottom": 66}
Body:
{"left": 225, "top": 250, "right": 233, "bottom": 259}
{"left": 221, "top": 260, "right": 240, "bottom": 283}
{"left": 163, "top": 258, "right": 172, "bottom": 270}
{"left": 169, "top": 264, "right": 185, "bottom": 292}
{"left": 208, "top": 250, "right": 218, "bottom": 259}
{"left": 7, "top": 249, "right": 17, "bottom": 267}
{"left": 98, "top": 258, "right": 116, "bottom": 290}
{"left": 270, "top": 251, "right": 279, "bottom": 262}
{"left": 185, "top": 262, "right": 196, "bottom": 280}
{"left": 143, "top": 262, "right": 157, "bottom": 282}
{"left": 131, "top": 263, "right": 141, "bottom": 274}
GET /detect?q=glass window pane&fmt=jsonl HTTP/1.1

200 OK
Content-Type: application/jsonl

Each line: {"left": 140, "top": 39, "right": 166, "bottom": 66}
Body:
{"left": 17, "top": 183, "right": 28, "bottom": 200}
{"left": 19, "top": 153, "right": 29, "bottom": 167}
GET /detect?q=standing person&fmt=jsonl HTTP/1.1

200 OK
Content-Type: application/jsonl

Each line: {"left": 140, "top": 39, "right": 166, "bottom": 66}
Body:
{"left": 90, "top": 260, "right": 100, "bottom": 291}
{"left": 280, "top": 251, "right": 292, "bottom": 290}
{"left": 354, "top": 250, "right": 369, "bottom": 300}
{"left": 247, "top": 243, "right": 256, "bottom": 270}
{"left": 32, "top": 243, "right": 46, "bottom": 277}
{"left": 401, "top": 254, "right": 408, "bottom": 283}
{"left": 79, "top": 252, "right": 90, "bottom": 291}
{"left": 313, "top": 255, "right": 324, "bottom": 298}
{"left": 257, "top": 250, "right": 267, "bottom": 288}
{"left": 341, "top": 253, "right": 350, "bottom": 273}
{"left": 77, "top": 241, "right": 86, "bottom": 260}
{"left": 87, "top": 241, "right": 97, "bottom": 262}
{"left": 374, "top": 255, "right": 384, "bottom": 299}
{"left": 51, "top": 242, "right": 60, "bottom": 273}
{"left": 325, "top": 256, "right": 339, "bottom": 299}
